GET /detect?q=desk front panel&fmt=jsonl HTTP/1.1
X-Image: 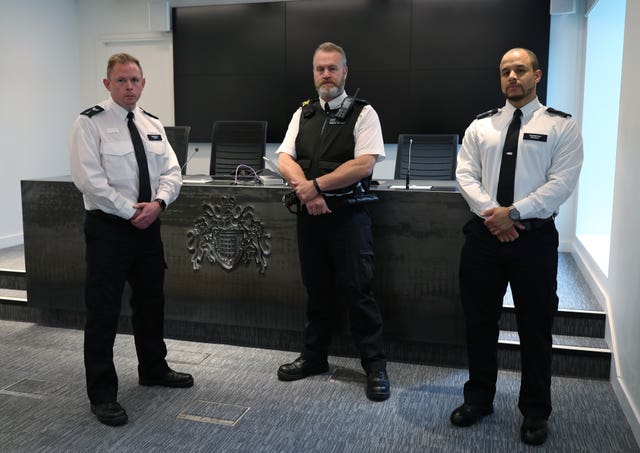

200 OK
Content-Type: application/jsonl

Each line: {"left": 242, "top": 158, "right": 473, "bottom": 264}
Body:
{"left": 22, "top": 178, "right": 470, "bottom": 345}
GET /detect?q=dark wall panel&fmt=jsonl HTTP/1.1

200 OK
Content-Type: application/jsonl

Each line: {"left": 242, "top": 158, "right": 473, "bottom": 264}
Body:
{"left": 175, "top": 74, "right": 289, "bottom": 143}
{"left": 173, "top": 2, "right": 285, "bottom": 75}
{"left": 411, "top": 0, "right": 550, "bottom": 105}
{"left": 409, "top": 68, "right": 501, "bottom": 136}
{"left": 173, "top": 3, "right": 286, "bottom": 142}
{"left": 285, "top": 0, "right": 412, "bottom": 73}
{"left": 173, "top": 0, "right": 550, "bottom": 143}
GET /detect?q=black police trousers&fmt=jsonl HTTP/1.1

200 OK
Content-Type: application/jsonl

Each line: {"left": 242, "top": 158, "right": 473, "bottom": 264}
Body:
{"left": 297, "top": 205, "right": 386, "bottom": 373}
{"left": 83, "top": 212, "right": 169, "bottom": 404}
{"left": 459, "top": 216, "right": 559, "bottom": 419}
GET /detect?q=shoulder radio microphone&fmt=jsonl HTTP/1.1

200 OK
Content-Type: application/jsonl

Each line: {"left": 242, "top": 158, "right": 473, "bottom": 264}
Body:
{"left": 334, "top": 88, "right": 360, "bottom": 121}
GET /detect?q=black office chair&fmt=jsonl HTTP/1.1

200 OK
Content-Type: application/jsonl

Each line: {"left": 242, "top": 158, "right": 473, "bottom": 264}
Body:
{"left": 164, "top": 126, "right": 191, "bottom": 175}
{"left": 394, "top": 134, "right": 459, "bottom": 181}
{"left": 209, "top": 121, "right": 268, "bottom": 176}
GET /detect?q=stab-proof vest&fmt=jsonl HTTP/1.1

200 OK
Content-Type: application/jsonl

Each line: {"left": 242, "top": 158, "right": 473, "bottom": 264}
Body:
{"left": 295, "top": 98, "right": 370, "bottom": 195}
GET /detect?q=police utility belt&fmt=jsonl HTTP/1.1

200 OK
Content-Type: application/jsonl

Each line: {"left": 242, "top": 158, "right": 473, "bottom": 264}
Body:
{"left": 283, "top": 180, "right": 378, "bottom": 214}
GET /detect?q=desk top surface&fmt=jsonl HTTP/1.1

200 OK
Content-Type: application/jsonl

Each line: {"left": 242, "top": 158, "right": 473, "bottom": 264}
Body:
{"left": 23, "top": 175, "right": 460, "bottom": 193}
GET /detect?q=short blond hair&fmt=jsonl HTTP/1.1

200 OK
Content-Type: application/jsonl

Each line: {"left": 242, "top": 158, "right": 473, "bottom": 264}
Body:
{"left": 106, "top": 53, "right": 143, "bottom": 79}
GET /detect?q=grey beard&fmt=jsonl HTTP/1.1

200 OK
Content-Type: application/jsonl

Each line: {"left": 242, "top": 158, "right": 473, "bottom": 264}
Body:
{"left": 318, "top": 84, "right": 342, "bottom": 100}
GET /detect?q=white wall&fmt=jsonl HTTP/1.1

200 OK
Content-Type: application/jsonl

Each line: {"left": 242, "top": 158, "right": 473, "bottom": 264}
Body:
{"left": 547, "top": 1, "right": 586, "bottom": 251}
{"left": 607, "top": 0, "right": 640, "bottom": 443}
{"left": 75, "top": 0, "right": 174, "bottom": 124}
{"left": 552, "top": 0, "right": 640, "bottom": 443}
{"left": 0, "top": 0, "right": 80, "bottom": 248}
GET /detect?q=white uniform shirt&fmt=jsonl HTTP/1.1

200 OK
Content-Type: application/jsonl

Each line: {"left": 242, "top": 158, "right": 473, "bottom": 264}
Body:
{"left": 276, "top": 91, "right": 385, "bottom": 162}
{"left": 70, "top": 97, "right": 182, "bottom": 220}
{"left": 456, "top": 98, "right": 583, "bottom": 220}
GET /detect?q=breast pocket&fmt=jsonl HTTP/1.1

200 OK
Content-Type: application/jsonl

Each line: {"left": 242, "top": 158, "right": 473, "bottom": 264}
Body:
{"left": 144, "top": 140, "right": 167, "bottom": 180}
{"left": 146, "top": 140, "right": 165, "bottom": 157}
{"left": 101, "top": 142, "right": 135, "bottom": 182}
{"left": 520, "top": 134, "right": 552, "bottom": 166}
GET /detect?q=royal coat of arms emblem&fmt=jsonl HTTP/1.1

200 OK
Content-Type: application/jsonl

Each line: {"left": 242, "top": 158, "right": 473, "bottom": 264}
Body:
{"left": 187, "top": 196, "right": 271, "bottom": 274}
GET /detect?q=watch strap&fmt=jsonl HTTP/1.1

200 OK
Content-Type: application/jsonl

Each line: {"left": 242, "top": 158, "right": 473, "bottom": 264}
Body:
{"left": 508, "top": 205, "right": 520, "bottom": 221}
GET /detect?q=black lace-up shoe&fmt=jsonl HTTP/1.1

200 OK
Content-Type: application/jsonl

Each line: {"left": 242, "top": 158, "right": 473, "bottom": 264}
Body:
{"left": 277, "top": 357, "right": 329, "bottom": 381}
{"left": 366, "top": 370, "right": 390, "bottom": 401}
{"left": 450, "top": 403, "right": 494, "bottom": 427}
{"left": 139, "top": 369, "right": 194, "bottom": 388}
{"left": 521, "top": 417, "right": 548, "bottom": 445}
{"left": 90, "top": 401, "right": 128, "bottom": 426}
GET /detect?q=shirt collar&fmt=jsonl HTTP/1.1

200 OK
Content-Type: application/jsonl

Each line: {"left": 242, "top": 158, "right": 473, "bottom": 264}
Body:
{"left": 503, "top": 97, "right": 542, "bottom": 119}
{"left": 107, "top": 96, "right": 137, "bottom": 121}
{"left": 320, "top": 91, "right": 348, "bottom": 111}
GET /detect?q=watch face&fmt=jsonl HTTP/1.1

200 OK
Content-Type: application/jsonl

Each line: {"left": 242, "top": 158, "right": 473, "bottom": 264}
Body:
{"left": 509, "top": 208, "right": 519, "bottom": 221}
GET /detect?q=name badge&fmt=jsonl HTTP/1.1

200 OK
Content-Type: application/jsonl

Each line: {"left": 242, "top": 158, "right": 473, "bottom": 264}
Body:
{"left": 523, "top": 133, "right": 547, "bottom": 142}
{"left": 147, "top": 134, "right": 162, "bottom": 141}
{"left": 329, "top": 118, "right": 345, "bottom": 125}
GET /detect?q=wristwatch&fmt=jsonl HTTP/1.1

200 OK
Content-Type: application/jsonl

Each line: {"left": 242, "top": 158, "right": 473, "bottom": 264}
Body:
{"left": 154, "top": 198, "right": 166, "bottom": 211}
{"left": 508, "top": 205, "right": 520, "bottom": 221}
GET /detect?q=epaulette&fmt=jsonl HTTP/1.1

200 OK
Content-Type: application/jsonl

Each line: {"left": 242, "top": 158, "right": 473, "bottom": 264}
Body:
{"left": 546, "top": 107, "right": 572, "bottom": 118}
{"left": 301, "top": 99, "right": 318, "bottom": 118}
{"left": 476, "top": 108, "right": 499, "bottom": 119}
{"left": 142, "top": 109, "right": 159, "bottom": 119}
{"left": 354, "top": 97, "right": 368, "bottom": 105}
{"left": 80, "top": 105, "right": 104, "bottom": 117}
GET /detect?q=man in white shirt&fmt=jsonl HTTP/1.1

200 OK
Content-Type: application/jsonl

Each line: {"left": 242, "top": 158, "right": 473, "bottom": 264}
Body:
{"left": 452, "top": 48, "right": 583, "bottom": 446}
{"left": 70, "top": 53, "right": 192, "bottom": 427}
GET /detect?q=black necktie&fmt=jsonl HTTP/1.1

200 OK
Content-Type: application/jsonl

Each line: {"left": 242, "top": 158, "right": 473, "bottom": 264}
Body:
{"left": 126, "top": 111, "right": 151, "bottom": 202}
{"left": 496, "top": 109, "right": 522, "bottom": 207}
{"left": 324, "top": 102, "right": 331, "bottom": 115}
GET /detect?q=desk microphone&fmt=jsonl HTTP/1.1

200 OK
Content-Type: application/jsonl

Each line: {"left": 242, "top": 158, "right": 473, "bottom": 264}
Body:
{"left": 180, "top": 147, "right": 199, "bottom": 173}
{"left": 405, "top": 138, "right": 413, "bottom": 190}
{"left": 262, "top": 156, "right": 286, "bottom": 180}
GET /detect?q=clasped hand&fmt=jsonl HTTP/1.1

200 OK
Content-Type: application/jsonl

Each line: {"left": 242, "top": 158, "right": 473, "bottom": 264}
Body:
{"left": 291, "top": 179, "right": 331, "bottom": 215}
{"left": 481, "top": 207, "right": 524, "bottom": 243}
{"left": 130, "top": 201, "right": 161, "bottom": 229}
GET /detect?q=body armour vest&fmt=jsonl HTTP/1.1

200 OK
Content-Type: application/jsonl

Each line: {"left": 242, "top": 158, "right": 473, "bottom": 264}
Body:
{"left": 294, "top": 98, "right": 369, "bottom": 194}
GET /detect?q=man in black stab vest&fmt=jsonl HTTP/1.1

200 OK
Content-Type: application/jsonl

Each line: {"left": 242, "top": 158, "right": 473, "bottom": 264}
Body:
{"left": 276, "top": 42, "right": 390, "bottom": 401}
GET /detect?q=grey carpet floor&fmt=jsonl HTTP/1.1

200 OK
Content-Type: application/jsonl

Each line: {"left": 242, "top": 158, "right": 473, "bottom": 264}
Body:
{"left": 0, "top": 320, "right": 637, "bottom": 452}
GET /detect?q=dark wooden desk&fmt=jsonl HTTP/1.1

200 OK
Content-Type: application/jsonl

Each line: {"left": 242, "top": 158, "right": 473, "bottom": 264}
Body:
{"left": 21, "top": 177, "right": 471, "bottom": 364}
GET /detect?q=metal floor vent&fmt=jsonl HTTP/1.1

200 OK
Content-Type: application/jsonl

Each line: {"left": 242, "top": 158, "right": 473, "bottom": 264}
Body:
{"left": 1, "top": 379, "right": 64, "bottom": 399}
{"left": 178, "top": 400, "right": 250, "bottom": 426}
{"left": 166, "top": 350, "right": 210, "bottom": 365}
